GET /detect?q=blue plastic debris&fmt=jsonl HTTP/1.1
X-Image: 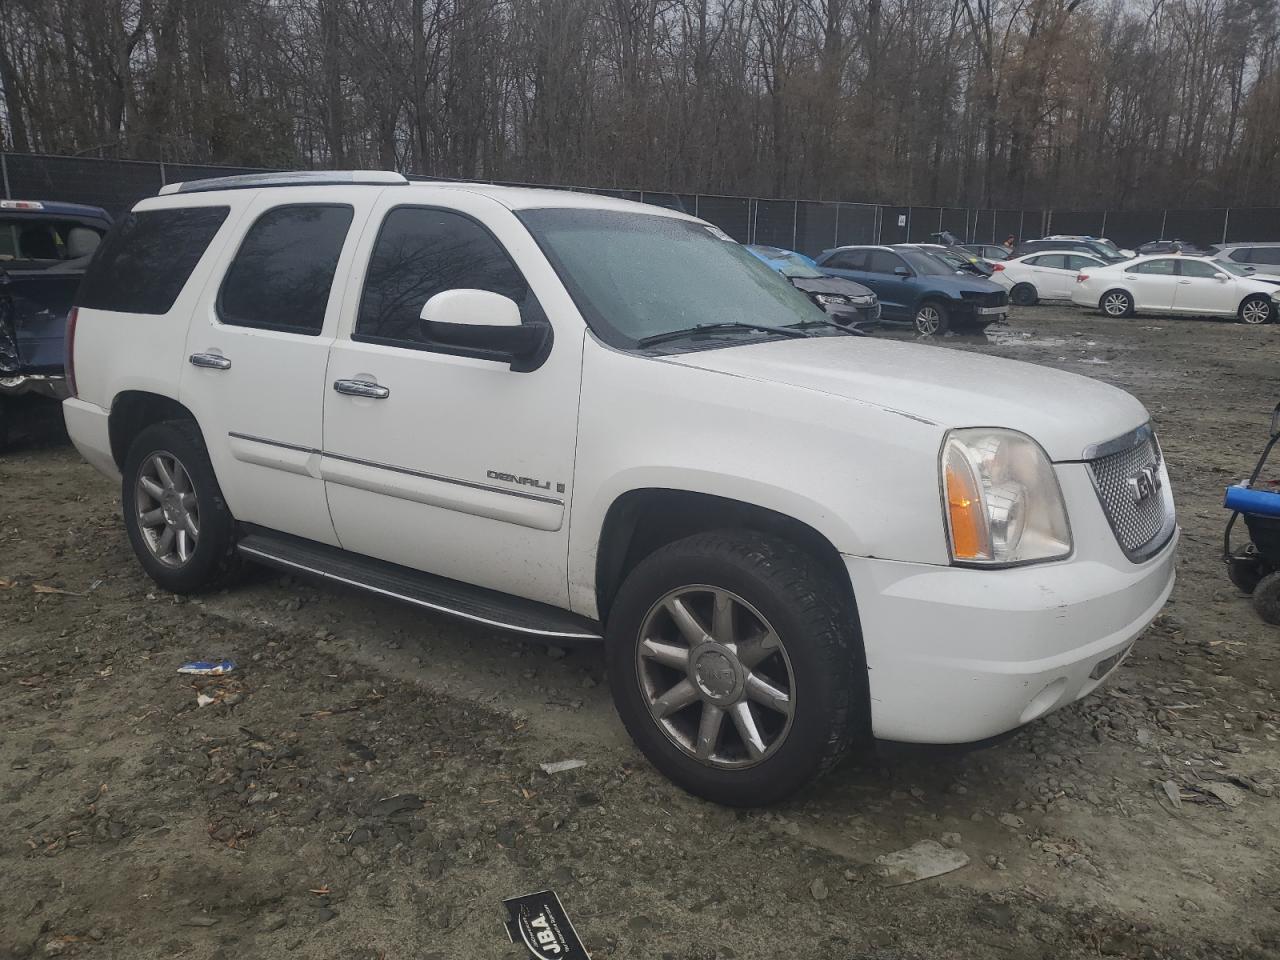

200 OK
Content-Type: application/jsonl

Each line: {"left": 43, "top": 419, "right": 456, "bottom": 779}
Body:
{"left": 177, "top": 659, "right": 237, "bottom": 676}
{"left": 1225, "top": 484, "right": 1280, "bottom": 519}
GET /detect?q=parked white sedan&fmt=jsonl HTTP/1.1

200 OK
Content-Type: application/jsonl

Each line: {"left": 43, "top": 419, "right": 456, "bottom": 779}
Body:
{"left": 990, "top": 251, "right": 1109, "bottom": 305}
{"left": 1070, "top": 255, "right": 1280, "bottom": 324}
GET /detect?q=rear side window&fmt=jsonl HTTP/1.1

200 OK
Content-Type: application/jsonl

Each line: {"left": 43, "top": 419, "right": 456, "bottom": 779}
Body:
{"left": 76, "top": 207, "right": 229, "bottom": 314}
{"left": 823, "top": 251, "right": 865, "bottom": 270}
{"left": 1253, "top": 247, "right": 1280, "bottom": 266}
{"left": 218, "top": 204, "right": 354, "bottom": 336}
{"left": 355, "top": 206, "right": 534, "bottom": 348}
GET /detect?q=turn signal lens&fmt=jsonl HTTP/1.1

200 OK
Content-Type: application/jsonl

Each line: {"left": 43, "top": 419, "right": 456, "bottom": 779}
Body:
{"left": 944, "top": 442, "right": 993, "bottom": 561}
{"left": 941, "top": 429, "right": 1072, "bottom": 566}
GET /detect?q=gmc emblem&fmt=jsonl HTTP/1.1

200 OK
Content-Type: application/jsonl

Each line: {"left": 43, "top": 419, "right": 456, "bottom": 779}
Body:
{"left": 1127, "top": 465, "right": 1162, "bottom": 503}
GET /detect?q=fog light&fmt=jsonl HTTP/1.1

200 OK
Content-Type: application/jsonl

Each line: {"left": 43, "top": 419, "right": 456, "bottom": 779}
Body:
{"left": 1089, "top": 645, "right": 1131, "bottom": 680}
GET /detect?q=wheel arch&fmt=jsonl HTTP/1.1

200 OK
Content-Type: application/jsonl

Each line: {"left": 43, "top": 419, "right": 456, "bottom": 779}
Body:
{"left": 593, "top": 488, "right": 857, "bottom": 626}
{"left": 108, "top": 390, "right": 200, "bottom": 469}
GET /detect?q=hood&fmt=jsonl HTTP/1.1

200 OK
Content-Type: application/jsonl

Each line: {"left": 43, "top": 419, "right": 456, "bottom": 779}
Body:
{"left": 925, "top": 273, "right": 1006, "bottom": 295}
{"left": 788, "top": 275, "right": 875, "bottom": 298}
{"left": 663, "top": 336, "right": 1148, "bottom": 461}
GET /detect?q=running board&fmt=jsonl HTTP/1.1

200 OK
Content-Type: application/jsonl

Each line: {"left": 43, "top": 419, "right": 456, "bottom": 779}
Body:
{"left": 236, "top": 529, "right": 602, "bottom": 641}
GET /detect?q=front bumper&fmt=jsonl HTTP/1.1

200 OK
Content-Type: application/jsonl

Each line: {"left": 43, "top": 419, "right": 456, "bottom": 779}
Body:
{"left": 822, "top": 301, "right": 882, "bottom": 328}
{"left": 0, "top": 373, "right": 69, "bottom": 400}
{"left": 847, "top": 463, "right": 1177, "bottom": 743}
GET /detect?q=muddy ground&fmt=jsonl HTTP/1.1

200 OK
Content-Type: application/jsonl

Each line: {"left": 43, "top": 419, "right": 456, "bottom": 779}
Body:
{"left": 2, "top": 303, "right": 1278, "bottom": 960}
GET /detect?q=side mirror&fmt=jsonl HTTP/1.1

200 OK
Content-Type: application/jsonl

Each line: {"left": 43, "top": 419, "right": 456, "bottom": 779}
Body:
{"left": 893, "top": 266, "right": 911, "bottom": 277}
{"left": 1213, "top": 272, "right": 1229, "bottom": 281}
{"left": 419, "top": 289, "right": 550, "bottom": 369}
{"left": 1271, "top": 402, "right": 1280, "bottom": 439}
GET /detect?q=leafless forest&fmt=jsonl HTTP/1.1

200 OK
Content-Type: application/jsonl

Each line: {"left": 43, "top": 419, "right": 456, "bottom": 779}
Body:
{"left": 0, "top": 0, "right": 1277, "bottom": 210}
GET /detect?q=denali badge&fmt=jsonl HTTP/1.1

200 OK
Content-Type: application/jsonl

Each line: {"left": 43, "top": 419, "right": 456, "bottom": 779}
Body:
{"left": 487, "top": 470, "right": 566, "bottom": 494}
{"left": 1127, "top": 465, "right": 1161, "bottom": 504}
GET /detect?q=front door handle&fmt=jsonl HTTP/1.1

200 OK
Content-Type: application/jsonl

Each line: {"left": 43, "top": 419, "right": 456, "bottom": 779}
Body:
{"left": 1177, "top": 279, "right": 1192, "bottom": 284}
{"left": 333, "top": 379, "right": 390, "bottom": 400}
{"left": 189, "top": 352, "right": 232, "bottom": 370}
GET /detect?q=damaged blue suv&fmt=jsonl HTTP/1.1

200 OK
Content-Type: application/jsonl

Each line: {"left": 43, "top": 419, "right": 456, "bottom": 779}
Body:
{"left": 815, "top": 244, "right": 1008, "bottom": 335}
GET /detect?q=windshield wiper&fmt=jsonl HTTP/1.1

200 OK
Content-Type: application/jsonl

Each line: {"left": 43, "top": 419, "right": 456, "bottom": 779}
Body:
{"left": 636, "top": 321, "right": 811, "bottom": 348}
{"left": 788, "top": 318, "right": 867, "bottom": 336}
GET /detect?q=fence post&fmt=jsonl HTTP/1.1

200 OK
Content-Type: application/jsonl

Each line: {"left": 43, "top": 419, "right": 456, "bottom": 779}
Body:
{"left": 158, "top": 161, "right": 167, "bottom": 186}
{"left": 791, "top": 200, "right": 798, "bottom": 250}
{"left": 1100, "top": 210, "right": 1107, "bottom": 238}
{"left": 1159, "top": 209, "right": 1167, "bottom": 240}
{"left": 1222, "top": 209, "right": 1230, "bottom": 244}
{"left": 0, "top": 153, "right": 9, "bottom": 199}
{"left": 833, "top": 203, "right": 840, "bottom": 250}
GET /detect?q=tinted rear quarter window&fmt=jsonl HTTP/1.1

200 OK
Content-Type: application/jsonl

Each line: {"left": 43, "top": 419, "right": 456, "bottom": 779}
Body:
{"left": 1253, "top": 247, "right": 1280, "bottom": 266}
{"left": 218, "top": 204, "right": 354, "bottom": 335}
{"left": 76, "top": 207, "right": 229, "bottom": 314}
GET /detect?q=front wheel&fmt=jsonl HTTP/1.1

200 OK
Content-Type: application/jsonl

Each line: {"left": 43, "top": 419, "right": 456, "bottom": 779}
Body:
{"left": 1239, "top": 295, "right": 1273, "bottom": 325}
{"left": 1253, "top": 571, "right": 1280, "bottom": 625}
{"left": 122, "top": 420, "right": 241, "bottom": 593}
{"left": 1100, "top": 289, "right": 1134, "bottom": 318}
{"left": 605, "top": 531, "right": 866, "bottom": 806}
{"left": 913, "top": 300, "right": 951, "bottom": 335}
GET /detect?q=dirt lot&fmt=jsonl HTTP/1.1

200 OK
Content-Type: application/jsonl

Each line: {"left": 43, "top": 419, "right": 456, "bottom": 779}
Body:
{"left": 2, "top": 304, "right": 1278, "bottom": 960}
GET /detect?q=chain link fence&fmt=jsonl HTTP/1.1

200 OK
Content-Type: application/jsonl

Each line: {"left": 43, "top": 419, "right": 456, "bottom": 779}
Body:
{"left": 4, "top": 152, "right": 1278, "bottom": 256}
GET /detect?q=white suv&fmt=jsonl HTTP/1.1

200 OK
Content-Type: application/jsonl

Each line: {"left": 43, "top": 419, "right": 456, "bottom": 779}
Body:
{"left": 64, "top": 172, "right": 1178, "bottom": 805}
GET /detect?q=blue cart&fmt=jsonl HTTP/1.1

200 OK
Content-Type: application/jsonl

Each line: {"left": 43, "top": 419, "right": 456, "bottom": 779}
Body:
{"left": 1224, "top": 403, "right": 1280, "bottom": 624}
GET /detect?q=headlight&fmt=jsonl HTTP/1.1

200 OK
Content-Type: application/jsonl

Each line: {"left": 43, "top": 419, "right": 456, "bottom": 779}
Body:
{"left": 848, "top": 294, "right": 876, "bottom": 305}
{"left": 941, "top": 428, "right": 1072, "bottom": 565}
{"left": 815, "top": 294, "right": 850, "bottom": 305}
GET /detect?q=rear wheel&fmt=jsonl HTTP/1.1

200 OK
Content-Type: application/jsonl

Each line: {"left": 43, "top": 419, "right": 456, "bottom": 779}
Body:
{"left": 122, "top": 421, "right": 241, "bottom": 593}
{"left": 1239, "top": 295, "right": 1273, "bottom": 326}
{"left": 1228, "top": 551, "right": 1267, "bottom": 594}
{"left": 913, "top": 300, "right": 950, "bottom": 335}
{"left": 1252, "top": 572, "right": 1280, "bottom": 625}
{"left": 1010, "top": 283, "right": 1039, "bottom": 306}
{"left": 605, "top": 531, "right": 865, "bottom": 806}
{"left": 1100, "top": 289, "right": 1133, "bottom": 318}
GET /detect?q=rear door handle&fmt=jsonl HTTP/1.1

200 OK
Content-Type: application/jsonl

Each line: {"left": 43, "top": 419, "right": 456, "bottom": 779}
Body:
{"left": 1177, "top": 279, "right": 1192, "bottom": 284}
{"left": 333, "top": 379, "right": 390, "bottom": 400}
{"left": 189, "top": 352, "right": 232, "bottom": 370}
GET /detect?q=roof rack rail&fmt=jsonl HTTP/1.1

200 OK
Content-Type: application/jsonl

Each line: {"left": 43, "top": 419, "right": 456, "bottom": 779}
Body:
{"left": 159, "top": 170, "right": 408, "bottom": 196}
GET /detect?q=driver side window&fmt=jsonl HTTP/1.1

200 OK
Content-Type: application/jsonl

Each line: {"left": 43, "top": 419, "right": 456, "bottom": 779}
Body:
{"left": 355, "top": 206, "right": 540, "bottom": 349}
{"left": 1128, "top": 259, "right": 1177, "bottom": 275}
{"left": 867, "top": 251, "right": 905, "bottom": 274}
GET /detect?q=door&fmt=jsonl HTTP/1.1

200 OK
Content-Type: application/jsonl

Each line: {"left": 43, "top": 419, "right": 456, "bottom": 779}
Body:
{"left": 1058, "top": 255, "right": 1104, "bottom": 300}
{"left": 180, "top": 190, "right": 371, "bottom": 545}
{"left": 321, "top": 190, "right": 582, "bottom": 607}
{"left": 1026, "top": 254, "right": 1069, "bottom": 297}
{"left": 859, "top": 250, "right": 916, "bottom": 317}
{"left": 1121, "top": 258, "right": 1179, "bottom": 311}
{"left": 1172, "top": 258, "right": 1233, "bottom": 315}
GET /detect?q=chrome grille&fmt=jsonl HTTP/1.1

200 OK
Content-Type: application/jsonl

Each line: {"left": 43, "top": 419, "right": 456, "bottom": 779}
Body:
{"left": 1086, "top": 426, "right": 1172, "bottom": 560}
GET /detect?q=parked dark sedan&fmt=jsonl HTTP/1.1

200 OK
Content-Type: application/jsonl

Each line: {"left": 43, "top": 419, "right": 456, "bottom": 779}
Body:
{"left": 815, "top": 245, "right": 1008, "bottom": 335}
{"left": 1012, "top": 238, "right": 1127, "bottom": 263}
{"left": 1137, "top": 239, "right": 1208, "bottom": 256}
{"left": 746, "top": 245, "right": 882, "bottom": 329}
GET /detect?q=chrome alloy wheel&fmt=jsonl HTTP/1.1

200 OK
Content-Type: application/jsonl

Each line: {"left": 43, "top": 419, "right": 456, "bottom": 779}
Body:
{"left": 636, "top": 586, "right": 795, "bottom": 769}
{"left": 914, "top": 305, "right": 942, "bottom": 334}
{"left": 134, "top": 451, "right": 200, "bottom": 567}
{"left": 1102, "top": 292, "right": 1130, "bottom": 316}
{"left": 1241, "top": 299, "right": 1272, "bottom": 325}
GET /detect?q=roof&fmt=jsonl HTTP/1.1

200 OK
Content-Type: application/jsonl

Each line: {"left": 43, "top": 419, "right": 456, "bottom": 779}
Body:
{"left": 151, "top": 169, "right": 699, "bottom": 221}
{"left": 0, "top": 199, "right": 111, "bottom": 221}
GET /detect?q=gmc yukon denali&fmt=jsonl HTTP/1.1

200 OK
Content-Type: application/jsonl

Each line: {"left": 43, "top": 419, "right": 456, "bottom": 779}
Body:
{"left": 63, "top": 172, "right": 1178, "bottom": 805}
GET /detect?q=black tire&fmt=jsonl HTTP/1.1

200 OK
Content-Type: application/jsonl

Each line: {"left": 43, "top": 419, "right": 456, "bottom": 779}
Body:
{"left": 1100, "top": 289, "right": 1134, "bottom": 318}
{"left": 122, "top": 420, "right": 241, "bottom": 594}
{"left": 0, "top": 397, "right": 8, "bottom": 454}
{"left": 605, "top": 530, "right": 867, "bottom": 806}
{"left": 913, "top": 299, "right": 951, "bottom": 335}
{"left": 1227, "top": 553, "right": 1266, "bottom": 595}
{"left": 1010, "top": 282, "right": 1039, "bottom": 306}
{"left": 1252, "top": 572, "right": 1280, "bottom": 626}
{"left": 1239, "top": 294, "right": 1273, "bottom": 326}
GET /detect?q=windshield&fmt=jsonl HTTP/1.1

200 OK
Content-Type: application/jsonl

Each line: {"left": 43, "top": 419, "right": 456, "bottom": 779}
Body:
{"left": 1220, "top": 262, "right": 1255, "bottom": 277}
{"left": 520, "top": 208, "right": 824, "bottom": 347}
{"left": 898, "top": 249, "right": 956, "bottom": 276}
{"left": 772, "top": 252, "right": 824, "bottom": 279}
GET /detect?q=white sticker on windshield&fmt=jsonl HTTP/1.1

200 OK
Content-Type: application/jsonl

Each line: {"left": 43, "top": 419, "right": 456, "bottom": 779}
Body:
{"left": 704, "top": 225, "right": 736, "bottom": 243}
